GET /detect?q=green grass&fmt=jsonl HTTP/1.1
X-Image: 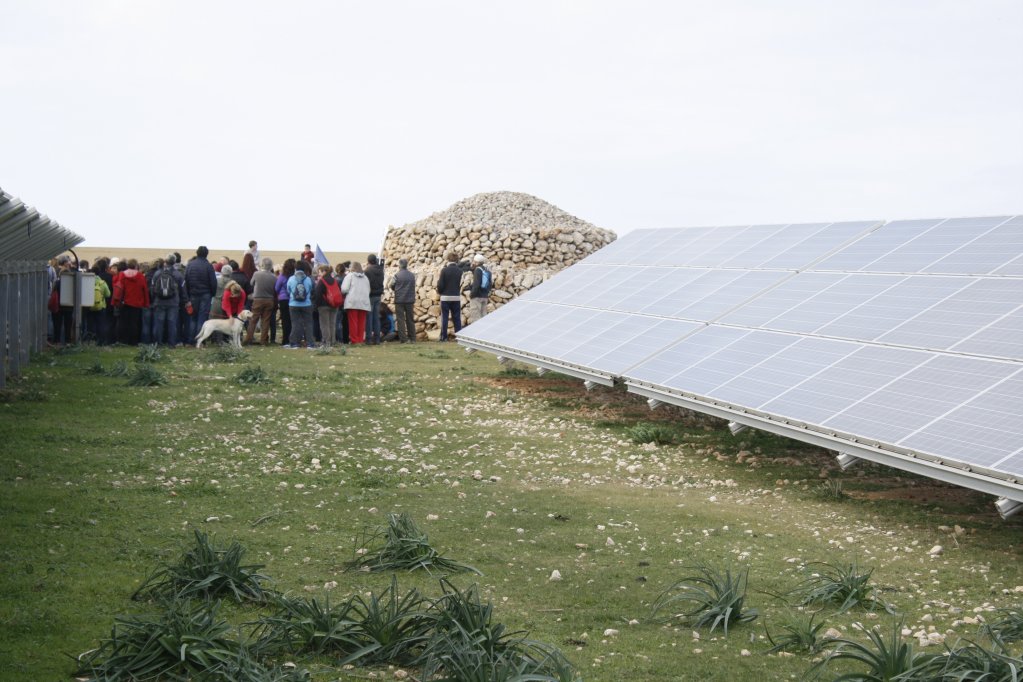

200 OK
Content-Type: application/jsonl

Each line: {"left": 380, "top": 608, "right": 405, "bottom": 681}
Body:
{"left": 1, "top": 343, "right": 1021, "bottom": 681}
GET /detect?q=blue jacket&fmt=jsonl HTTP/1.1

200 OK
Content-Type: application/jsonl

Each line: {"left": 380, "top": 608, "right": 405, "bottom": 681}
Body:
{"left": 184, "top": 256, "right": 217, "bottom": 296}
{"left": 287, "top": 272, "right": 313, "bottom": 307}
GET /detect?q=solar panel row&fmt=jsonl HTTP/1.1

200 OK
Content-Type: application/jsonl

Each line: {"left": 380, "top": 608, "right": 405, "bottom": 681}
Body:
{"left": 457, "top": 216, "right": 1023, "bottom": 509}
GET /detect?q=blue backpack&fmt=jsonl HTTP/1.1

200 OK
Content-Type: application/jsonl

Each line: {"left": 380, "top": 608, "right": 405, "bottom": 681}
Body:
{"left": 479, "top": 268, "right": 492, "bottom": 293}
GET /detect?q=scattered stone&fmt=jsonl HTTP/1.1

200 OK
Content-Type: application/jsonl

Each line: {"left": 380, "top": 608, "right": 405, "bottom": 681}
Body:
{"left": 549, "top": 570, "right": 563, "bottom": 582}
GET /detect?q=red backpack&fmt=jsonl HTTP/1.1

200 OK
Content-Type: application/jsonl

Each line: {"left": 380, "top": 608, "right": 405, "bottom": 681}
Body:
{"left": 324, "top": 278, "right": 343, "bottom": 308}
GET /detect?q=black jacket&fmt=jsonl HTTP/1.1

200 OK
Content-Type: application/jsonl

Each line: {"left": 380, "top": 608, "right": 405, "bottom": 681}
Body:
{"left": 365, "top": 263, "right": 385, "bottom": 296}
{"left": 436, "top": 263, "right": 463, "bottom": 297}
{"left": 184, "top": 257, "right": 217, "bottom": 296}
{"left": 468, "top": 266, "right": 491, "bottom": 299}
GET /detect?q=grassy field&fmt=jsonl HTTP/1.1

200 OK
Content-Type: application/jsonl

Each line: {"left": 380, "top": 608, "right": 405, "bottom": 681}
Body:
{"left": 1, "top": 342, "right": 1021, "bottom": 681}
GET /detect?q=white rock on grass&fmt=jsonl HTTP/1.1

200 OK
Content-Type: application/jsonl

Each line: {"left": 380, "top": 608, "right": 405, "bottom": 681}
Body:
{"left": 549, "top": 570, "right": 563, "bottom": 581}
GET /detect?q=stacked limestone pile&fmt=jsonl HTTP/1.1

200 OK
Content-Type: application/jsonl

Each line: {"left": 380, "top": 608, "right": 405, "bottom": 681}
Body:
{"left": 381, "top": 192, "right": 616, "bottom": 338}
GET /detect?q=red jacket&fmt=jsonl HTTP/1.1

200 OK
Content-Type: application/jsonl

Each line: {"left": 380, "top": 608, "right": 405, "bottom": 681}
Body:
{"left": 222, "top": 288, "right": 247, "bottom": 318}
{"left": 115, "top": 269, "right": 150, "bottom": 308}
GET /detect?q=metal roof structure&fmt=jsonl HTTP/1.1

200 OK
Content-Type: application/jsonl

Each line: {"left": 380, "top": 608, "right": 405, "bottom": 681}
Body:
{"left": 458, "top": 216, "right": 1023, "bottom": 518}
{"left": 0, "top": 188, "right": 84, "bottom": 261}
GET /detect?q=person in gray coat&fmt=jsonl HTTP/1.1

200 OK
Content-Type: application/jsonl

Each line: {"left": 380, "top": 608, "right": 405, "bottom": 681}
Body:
{"left": 389, "top": 258, "right": 417, "bottom": 343}
{"left": 341, "top": 262, "right": 371, "bottom": 344}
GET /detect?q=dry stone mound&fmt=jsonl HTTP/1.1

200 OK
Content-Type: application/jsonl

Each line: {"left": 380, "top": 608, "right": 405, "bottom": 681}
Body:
{"left": 381, "top": 192, "right": 616, "bottom": 338}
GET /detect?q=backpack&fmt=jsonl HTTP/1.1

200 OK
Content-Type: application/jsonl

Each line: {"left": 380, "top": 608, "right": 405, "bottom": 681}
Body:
{"left": 479, "top": 267, "right": 492, "bottom": 293}
{"left": 323, "top": 278, "right": 342, "bottom": 308}
{"left": 293, "top": 274, "right": 308, "bottom": 302}
{"left": 155, "top": 270, "right": 176, "bottom": 300}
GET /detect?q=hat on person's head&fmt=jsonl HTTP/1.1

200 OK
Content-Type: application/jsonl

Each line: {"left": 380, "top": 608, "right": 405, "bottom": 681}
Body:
{"left": 473, "top": 254, "right": 485, "bottom": 263}
{"left": 110, "top": 257, "right": 121, "bottom": 266}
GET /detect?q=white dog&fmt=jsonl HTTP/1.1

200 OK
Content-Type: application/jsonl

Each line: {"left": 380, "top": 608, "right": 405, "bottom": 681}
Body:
{"left": 195, "top": 310, "right": 253, "bottom": 349}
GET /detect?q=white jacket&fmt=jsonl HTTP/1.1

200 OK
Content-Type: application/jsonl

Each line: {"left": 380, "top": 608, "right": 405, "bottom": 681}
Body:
{"left": 340, "top": 272, "right": 371, "bottom": 311}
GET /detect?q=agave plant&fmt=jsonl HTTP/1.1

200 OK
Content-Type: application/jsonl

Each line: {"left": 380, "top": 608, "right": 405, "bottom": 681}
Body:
{"left": 251, "top": 592, "right": 363, "bottom": 657}
{"left": 73, "top": 600, "right": 243, "bottom": 681}
{"left": 207, "top": 345, "right": 248, "bottom": 363}
{"left": 983, "top": 605, "right": 1023, "bottom": 645}
{"left": 105, "top": 360, "right": 131, "bottom": 377}
{"left": 650, "top": 563, "right": 759, "bottom": 635}
{"left": 905, "top": 637, "right": 1021, "bottom": 681}
{"left": 132, "top": 529, "right": 272, "bottom": 603}
{"left": 627, "top": 422, "right": 677, "bottom": 445}
{"left": 341, "top": 576, "right": 437, "bottom": 666}
{"left": 765, "top": 610, "right": 829, "bottom": 654}
{"left": 126, "top": 363, "right": 167, "bottom": 387}
{"left": 345, "top": 512, "right": 480, "bottom": 575}
{"left": 135, "top": 343, "right": 162, "bottom": 363}
{"left": 236, "top": 365, "right": 272, "bottom": 385}
{"left": 807, "top": 619, "right": 936, "bottom": 681}
{"left": 792, "top": 561, "right": 889, "bottom": 614}
{"left": 420, "top": 580, "right": 581, "bottom": 681}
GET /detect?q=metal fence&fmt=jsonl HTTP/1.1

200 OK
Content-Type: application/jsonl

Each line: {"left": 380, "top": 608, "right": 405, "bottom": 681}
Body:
{"left": 0, "top": 188, "right": 83, "bottom": 388}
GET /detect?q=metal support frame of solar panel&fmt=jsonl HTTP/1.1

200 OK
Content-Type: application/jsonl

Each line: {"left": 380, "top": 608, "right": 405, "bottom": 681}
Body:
{"left": 622, "top": 215, "right": 1023, "bottom": 509}
{"left": 458, "top": 220, "right": 882, "bottom": 386}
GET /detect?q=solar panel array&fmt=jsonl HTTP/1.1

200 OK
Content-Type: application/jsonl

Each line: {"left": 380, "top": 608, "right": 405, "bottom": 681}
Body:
{"left": 458, "top": 216, "right": 1023, "bottom": 507}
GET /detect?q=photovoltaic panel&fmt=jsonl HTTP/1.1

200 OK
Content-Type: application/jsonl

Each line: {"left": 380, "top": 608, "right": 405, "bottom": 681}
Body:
{"left": 458, "top": 215, "right": 1023, "bottom": 508}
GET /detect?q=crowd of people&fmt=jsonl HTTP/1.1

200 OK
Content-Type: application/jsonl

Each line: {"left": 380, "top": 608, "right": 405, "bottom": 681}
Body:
{"left": 47, "top": 243, "right": 494, "bottom": 349}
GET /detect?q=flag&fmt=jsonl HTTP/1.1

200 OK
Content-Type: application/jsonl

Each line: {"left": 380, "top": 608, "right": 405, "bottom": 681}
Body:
{"left": 314, "top": 244, "right": 330, "bottom": 267}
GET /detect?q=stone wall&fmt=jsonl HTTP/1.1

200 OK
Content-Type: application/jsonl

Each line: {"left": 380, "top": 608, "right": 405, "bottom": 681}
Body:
{"left": 380, "top": 192, "right": 615, "bottom": 338}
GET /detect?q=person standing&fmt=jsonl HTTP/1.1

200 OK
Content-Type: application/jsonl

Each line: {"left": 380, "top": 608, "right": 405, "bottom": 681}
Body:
{"left": 275, "top": 259, "right": 295, "bottom": 346}
{"left": 364, "top": 254, "right": 385, "bottom": 345}
{"left": 184, "top": 246, "right": 217, "bottom": 342}
{"left": 152, "top": 255, "right": 185, "bottom": 346}
{"left": 115, "top": 259, "right": 150, "bottom": 345}
{"left": 389, "top": 258, "right": 417, "bottom": 343}
{"left": 436, "top": 252, "right": 463, "bottom": 342}
{"left": 246, "top": 257, "right": 276, "bottom": 345}
{"left": 466, "top": 254, "right": 492, "bottom": 323}
{"left": 334, "top": 263, "right": 349, "bottom": 343}
{"left": 247, "top": 240, "right": 260, "bottom": 264}
{"left": 300, "top": 244, "right": 315, "bottom": 263}
{"left": 313, "top": 264, "right": 342, "bottom": 346}
{"left": 286, "top": 259, "right": 315, "bottom": 348}
{"left": 340, "top": 261, "right": 371, "bottom": 344}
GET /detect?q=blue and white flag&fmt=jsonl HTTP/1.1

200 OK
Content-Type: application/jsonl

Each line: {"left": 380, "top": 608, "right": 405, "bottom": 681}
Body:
{"left": 314, "top": 244, "right": 330, "bottom": 267}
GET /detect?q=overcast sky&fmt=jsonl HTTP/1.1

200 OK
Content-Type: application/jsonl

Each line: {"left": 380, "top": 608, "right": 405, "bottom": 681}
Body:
{"left": 3, "top": 1, "right": 1021, "bottom": 252}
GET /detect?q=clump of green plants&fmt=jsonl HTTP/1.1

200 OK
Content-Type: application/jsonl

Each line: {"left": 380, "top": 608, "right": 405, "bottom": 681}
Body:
{"left": 765, "top": 610, "right": 829, "bottom": 654}
{"left": 313, "top": 345, "right": 334, "bottom": 356}
{"left": 627, "top": 422, "right": 678, "bottom": 445}
{"left": 104, "top": 360, "right": 132, "bottom": 377}
{"left": 126, "top": 363, "right": 168, "bottom": 387}
{"left": 813, "top": 478, "right": 848, "bottom": 501}
{"left": 418, "top": 349, "right": 451, "bottom": 360}
{"left": 651, "top": 563, "right": 758, "bottom": 635}
{"left": 983, "top": 605, "right": 1023, "bottom": 644}
{"left": 236, "top": 365, "right": 272, "bottom": 385}
{"left": 57, "top": 343, "right": 84, "bottom": 355}
{"left": 207, "top": 345, "right": 248, "bottom": 363}
{"left": 135, "top": 343, "right": 162, "bottom": 363}
{"left": 343, "top": 576, "right": 436, "bottom": 666}
{"left": 252, "top": 593, "right": 363, "bottom": 657}
{"left": 791, "top": 561, "right": 889, "bottom": 614}
{"left": 807, "top": 619, "right": 934, "bottom": 681}
{"left": 84, "top": 361, "right": 106, "bottom": 375}
{"left": 498, "top": 364, "right": 530, "bottom": 377}
{"left": 420, "top": 579, "right": 581, "bottom": 681}
{"left": 908, "top": 638, "right": 1022, "bottom": 680}
{"left": 73, "top": 600, "right": 244, "bottom": 681}
{"left": 345, "top": 512, "right": 480, "bottom": 575}
{"left": 132, "top": 530, "right": 273, "bottom": 603}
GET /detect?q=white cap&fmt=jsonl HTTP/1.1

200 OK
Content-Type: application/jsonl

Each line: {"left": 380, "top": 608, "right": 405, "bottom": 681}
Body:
{"left": 110, "top": 257, "right": 121, "bottom": 266}
{"left": 473, "top": 254, "right": 485, "bottom": 263}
